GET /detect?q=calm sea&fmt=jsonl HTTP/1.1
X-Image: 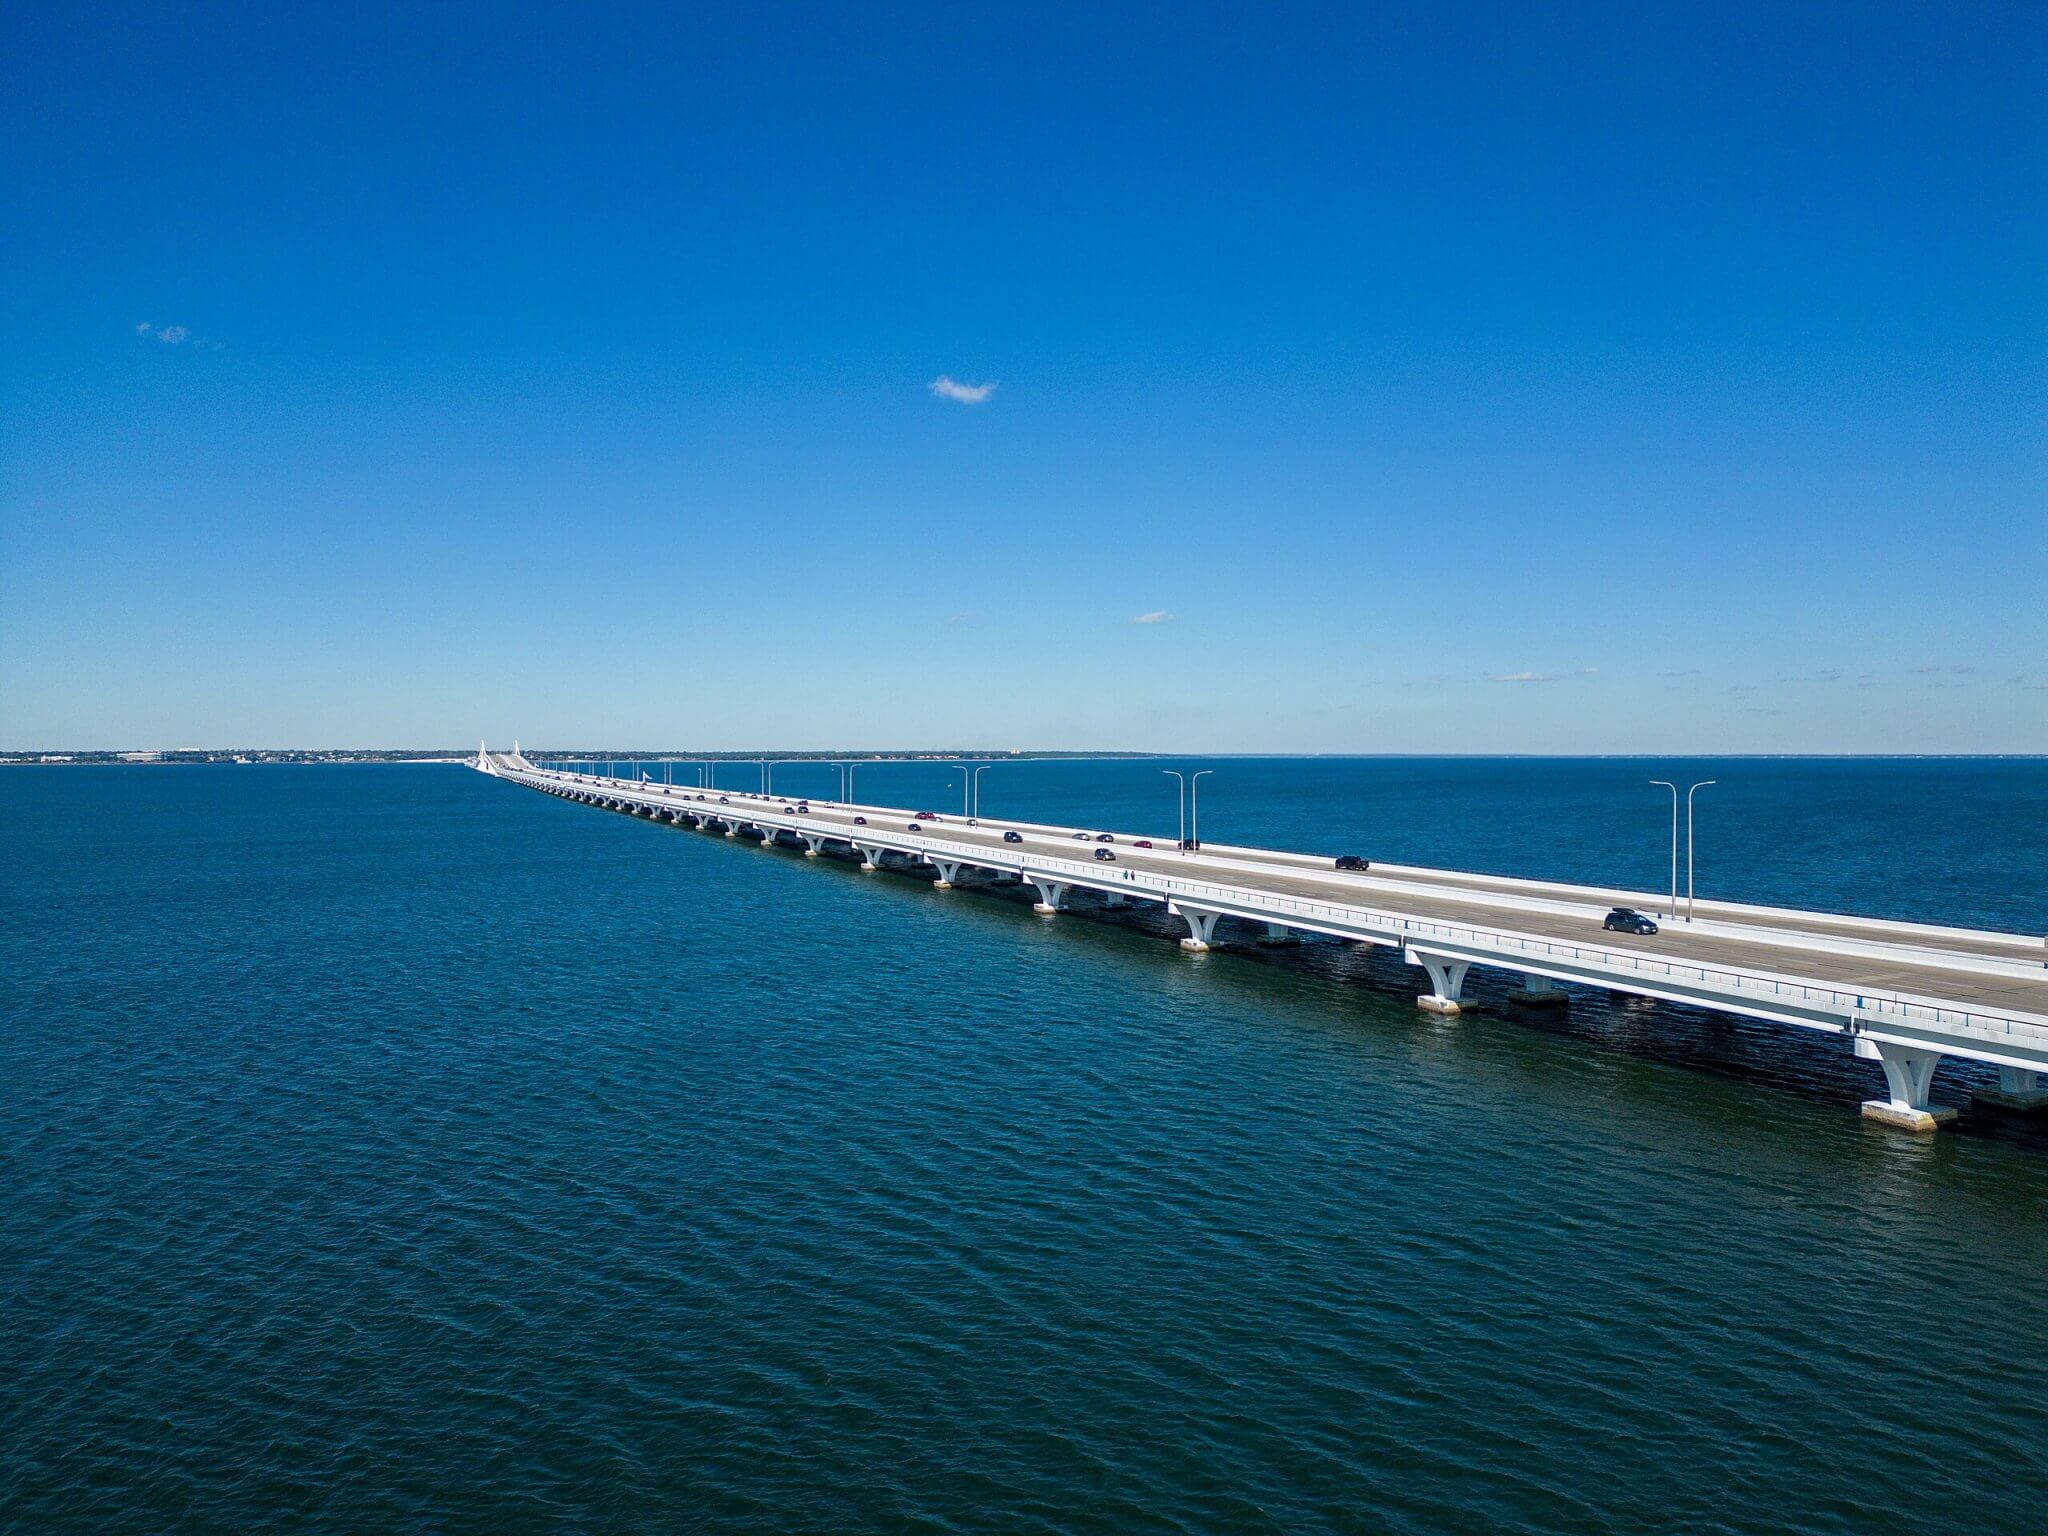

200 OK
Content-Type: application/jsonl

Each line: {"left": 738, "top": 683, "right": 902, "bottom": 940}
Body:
{"left": 4, "top": 758, "right": 2045, "bottom": 1533}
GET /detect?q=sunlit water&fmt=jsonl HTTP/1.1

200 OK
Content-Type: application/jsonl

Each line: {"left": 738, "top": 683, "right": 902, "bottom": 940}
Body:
{"left": 4, "top": 760, "right": 2045, "bottom": 1533}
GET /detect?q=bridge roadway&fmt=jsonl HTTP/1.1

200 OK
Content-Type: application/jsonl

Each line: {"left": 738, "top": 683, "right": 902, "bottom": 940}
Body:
{"left": 480, "top": 752, "right": 2048, "bottom": 1132}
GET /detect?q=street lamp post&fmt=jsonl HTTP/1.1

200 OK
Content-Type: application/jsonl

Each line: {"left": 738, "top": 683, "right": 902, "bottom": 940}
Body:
{"left": 1162, "top": 771, "right": 1187, "bottom": 847}
{"left": 955, "top": 766, "right": 970, "bottom": 817}
{"left": 1650, "top": 781, "right": 1679, "bottom": 918}
{"left": 1687, "top": 781, "right": 1716, "bottom": 922}
{"left": 830, "top": 763, "right": 848, "bottom": 803}
{"left": 971, "top": 764, "right": 993, "bottom": 818}
{"left": 1190, "top": 770, "right": 1214, "bottom": 850}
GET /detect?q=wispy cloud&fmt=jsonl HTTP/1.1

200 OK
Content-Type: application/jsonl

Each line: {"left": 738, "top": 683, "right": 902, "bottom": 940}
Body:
{"left": 1131, "top": 610, "right": 1174, "bottom": 625}
{"left": 1659, "top": 668, "right": 1700, "bottom": 678}
{"left": 135, "top": 321, "right": 190, "bottom": 344}
{"left": 1910, "top": 663, "right": 1976, "bottom": 676}
{"left": 944, "top": 611, "right": 973, "bottom": 626}
{"left": 1488, "top": 671, "right": 1555, "bottom": 683}
{"left": 929, "top": 375, "right": 995, "bottom": 404}
{"left": 1575, "top": 666, "right": 1600, "bottom": 676}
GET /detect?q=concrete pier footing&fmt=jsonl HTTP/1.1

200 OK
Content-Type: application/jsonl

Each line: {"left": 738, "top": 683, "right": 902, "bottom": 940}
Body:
{"left": 1972, "top": 1066, "right": 2048, "bottom": 1113}
{"left": 1029, "top": 879, "right": 1067, "bottom": 915}
{"left": 1171, "top": 903, "right": 1222, "bottom": 954}
{"left": 1258, "top": 922, "right": 1299, "bottom": 946}
{"left": 1855, "top": 1037, "right": 1957, "bottom": 1132}
{"left": 1861, "top": 1101, "right": 1959, "bottom": 1132}
{"left": 1510, "top": 974, "right": 1569, "bottom": 1009}
{"left": 1410, "top": 951, "right": 1471, "bottom": 1016}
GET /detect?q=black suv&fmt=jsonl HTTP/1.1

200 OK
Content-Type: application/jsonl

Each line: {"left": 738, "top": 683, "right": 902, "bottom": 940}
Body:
{"left": 1603, "top": 908, "right": 1658, "bottom": 935}
{"left": 1334, "top": 855, "right": 1369, "bottom": 872}
{"left": 1002, "top": 831, "right": 1023, "bottom": 843}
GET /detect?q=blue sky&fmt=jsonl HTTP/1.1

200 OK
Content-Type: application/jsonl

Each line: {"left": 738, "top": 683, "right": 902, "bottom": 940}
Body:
{"left": 3, "top": 1, "right": 2042, "bottom": 752}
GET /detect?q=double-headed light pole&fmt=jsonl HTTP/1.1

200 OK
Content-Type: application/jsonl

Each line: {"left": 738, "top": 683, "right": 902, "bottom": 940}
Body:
{"left": 1162, "top": 769, "right": 1215, "bottom": 850}
{"left": 1650, "top": 778, "right": 1717, "bottom": 921}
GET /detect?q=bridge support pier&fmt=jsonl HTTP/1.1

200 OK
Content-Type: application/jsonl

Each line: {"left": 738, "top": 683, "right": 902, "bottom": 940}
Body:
{"left": 724, "top": 820, "right": 740, "bottom": 838}
{"left": 1972, "top": 1066, "right": 2048, "bottom": 1114}
{"left": 801, "top": 834, "right": 825, "bottom": 858}
{"left": 756, "top": 826, "right": 777, "bottom": 848}
{"left": 1259, "top": 922, "right": 1299, "bottom": 946}
{"left": 1029, "top": 878, "right": 1067, "bottom": 915}
{"left": 1409, "top": 950, "right": 1470, "bottom": 1015}
{"left": 1855, "top": 1038, "right": 1958, "bottom": 1131}
{"left": 1510, "top": 972, "right": 1569, "bottom": 1008}
{"left": 855, "top": 843, "right": 886, "bottom": 871}
{"left": 1170, "top": 903, "right": 1223, "bottom": 952}
{"left": 1103, "top": 890, "right": 1128, "bottom": 908}
{"left": 930, "top": 859, "right": 963, "bottom": 890}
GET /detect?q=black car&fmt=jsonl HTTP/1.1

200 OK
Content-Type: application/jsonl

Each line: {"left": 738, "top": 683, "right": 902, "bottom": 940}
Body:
{"left": 853, "top": 815, "right": 867, "bottom": 826}
{"left": 1334, "top": 855, "right": 1370, "bottom": 872}
{"left": 906, "top": 823, "right": 921, "bottom": 832}
{"left": 1094, "top": 848, "right": 1116, "bottom": 862}
{"left": 1095, "top": 833, "right": 1114, "bottom": 843}
{"left": 1603, "top": 907, "right": 1659, "bottom": 936}
{"left": 1002, "top": 831, "right": 1023, "bottom": 843}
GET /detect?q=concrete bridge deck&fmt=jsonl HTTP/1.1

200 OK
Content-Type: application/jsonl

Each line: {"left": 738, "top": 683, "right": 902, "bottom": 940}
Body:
{"left": 478, "top": 750, "right": 2048, "bottom": 1132}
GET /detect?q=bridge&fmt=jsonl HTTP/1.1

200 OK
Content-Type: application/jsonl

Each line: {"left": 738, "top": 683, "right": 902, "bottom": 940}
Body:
{"left": 474, "top": 746, "right": 2048, "bottom": 1133}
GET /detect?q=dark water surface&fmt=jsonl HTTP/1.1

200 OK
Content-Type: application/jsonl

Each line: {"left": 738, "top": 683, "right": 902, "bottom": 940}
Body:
{"left": 5, "top": 760, "right": 2046, "bottom": 1533}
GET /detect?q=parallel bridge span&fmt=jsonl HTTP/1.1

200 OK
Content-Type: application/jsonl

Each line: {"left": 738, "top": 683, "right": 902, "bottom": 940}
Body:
{"left": 475, "top": 748, "right": 2048, "bottom": 1132}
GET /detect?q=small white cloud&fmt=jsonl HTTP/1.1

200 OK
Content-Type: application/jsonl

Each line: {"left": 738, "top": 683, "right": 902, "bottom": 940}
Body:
{"left": 134, "top": 321, "right": 152, "bottom": 335}
{"left": 1488, "top": 671, "right": 1554, "bottom": 683}
{"left": 1575, "top": 667, "right": 1600, "bottom": 675}
{"left": 135, "top": 322, "right": 190, "bottom": 344}
{"left": 929, "top": 375, "right": 995, "bottom": 404}
{"left": 1131, "top": 610, "right": 1174, "bottom": 625}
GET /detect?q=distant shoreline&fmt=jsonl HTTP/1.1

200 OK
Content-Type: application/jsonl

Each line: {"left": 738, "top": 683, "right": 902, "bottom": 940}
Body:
{"left": 5, "top": 752, "right": 2043, "bottom": 766}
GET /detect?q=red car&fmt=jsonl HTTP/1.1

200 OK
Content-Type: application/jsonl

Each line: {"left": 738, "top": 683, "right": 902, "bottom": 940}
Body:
{"left": 914, "top": 811, "right": 938, "bottom": 821}
{"left": 1133, "top": 839, "right": 1154, "bottom": 849}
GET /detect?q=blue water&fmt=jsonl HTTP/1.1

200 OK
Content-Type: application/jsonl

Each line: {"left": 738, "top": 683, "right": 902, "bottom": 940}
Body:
{"left": 4, "top": 759, "right": 2046, "bottom": 1533}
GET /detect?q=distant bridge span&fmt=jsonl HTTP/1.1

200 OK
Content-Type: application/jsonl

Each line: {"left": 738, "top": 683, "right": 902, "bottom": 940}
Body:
{"left": 475, "top": 747, "right": 2048, "bottom": 1132}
